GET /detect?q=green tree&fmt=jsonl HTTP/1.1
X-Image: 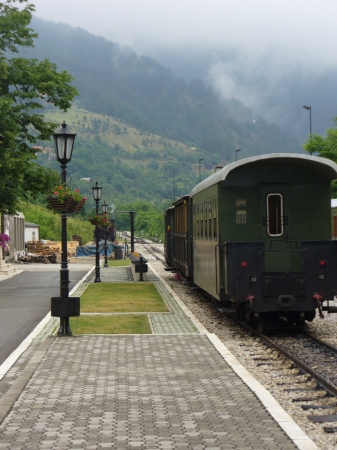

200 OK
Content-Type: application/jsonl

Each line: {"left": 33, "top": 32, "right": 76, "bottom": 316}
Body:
{"left": 303, "top": 118, "right": 337, "bottom": 196}
{"left": 303, "top": 120, "right": 337, "bottom": 162}
{"left": 0, "top": 0, "right": 78, "bottom": 214}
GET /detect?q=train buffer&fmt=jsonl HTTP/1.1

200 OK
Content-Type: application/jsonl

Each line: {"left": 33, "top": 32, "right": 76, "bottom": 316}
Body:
{"left": 322, "top": 303, "right": 337, "bottom": 313}
{"left": 129, "top": 253, "right": 148, "bottom": 281}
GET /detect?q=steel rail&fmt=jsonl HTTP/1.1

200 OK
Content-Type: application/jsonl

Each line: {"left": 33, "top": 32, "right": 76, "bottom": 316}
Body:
{"left": 256, "top": 330, "right": 337, "bottom": 397}
{"left": 303, "top": 331, "right": 337, "bottom": 355}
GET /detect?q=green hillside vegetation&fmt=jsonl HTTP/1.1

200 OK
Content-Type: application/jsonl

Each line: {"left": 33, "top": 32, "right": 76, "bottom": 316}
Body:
{"left": 43, "top": 107, "right": 195, "bottom": 166}
{"left": 26, "top": 17, "right": 301, "bottom": 218}
{"left": 36, "top": 106, "right": 207, "bottom": 213}
{"left": 19, "top": 202, "right": 94, "bottom": 244}
{"left": 31, "top": 17, "right": 300, "bottom": 157}
{"left": 20, "top": 199, "right": 165, "bottom": 243}
{"left": 10, "top": 14, "right": 302, "bottom": 242}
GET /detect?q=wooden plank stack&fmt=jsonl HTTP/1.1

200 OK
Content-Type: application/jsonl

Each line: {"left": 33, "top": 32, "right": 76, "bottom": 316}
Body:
{"left": 21, "top": 239, "right": 80, "bottom": 263}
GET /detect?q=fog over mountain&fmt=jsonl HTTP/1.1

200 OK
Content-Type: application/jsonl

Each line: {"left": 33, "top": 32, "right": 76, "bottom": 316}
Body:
{"left": 29, "top": 0, "right": 337, "bottom": 143}
{"left": 147, "top": 45, "right": 337, "bottom": 143}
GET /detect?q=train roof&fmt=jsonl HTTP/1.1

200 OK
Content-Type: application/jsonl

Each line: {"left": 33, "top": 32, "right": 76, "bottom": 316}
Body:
{"left": 190, "top": 153, "right": 337, "bottom": 197}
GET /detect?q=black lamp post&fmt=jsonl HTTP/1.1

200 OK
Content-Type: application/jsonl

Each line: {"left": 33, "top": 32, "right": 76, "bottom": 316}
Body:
{"left": 303, "top": 105, "right": 312, "bottom": 137}
{"left": 199, "top": 158, "right": 204, "bottom": 182}
{"left": 102, "top": 200, "right": 109, "bottom": 268}
{"left": 51, "top": 121, "right": 78, "bottom": 336}
{"left": 167, "top": 161, "right": 176, "bottom": 201}
{"left": 172, "top": 166, "right": 176, "bottom": 201}
{"left": 92, "top": 181, "right": 102, "bottom": 282}
{"left": 236, "top": 149, "right": 241, "bottom": 161}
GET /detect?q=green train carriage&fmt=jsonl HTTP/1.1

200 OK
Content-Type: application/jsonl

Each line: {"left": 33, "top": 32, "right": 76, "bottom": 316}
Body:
{"left": 166, "top": 153, "right": 337, "bottom": 325}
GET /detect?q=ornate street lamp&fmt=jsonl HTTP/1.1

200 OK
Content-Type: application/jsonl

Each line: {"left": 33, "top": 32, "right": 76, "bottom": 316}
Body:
{"left": 92, "top": 181, "right": 102, "bottom": 282}
{"left": 102, "top": 200, "right": 109, "bottom": 268}
{"left": 51, "top": 121, "right": 80, "bottom": 336}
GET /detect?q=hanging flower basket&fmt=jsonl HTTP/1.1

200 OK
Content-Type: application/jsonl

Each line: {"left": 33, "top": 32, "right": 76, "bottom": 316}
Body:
{"left": 47, "top": 184, "right": 87, "bottom": 213}
{"left": 47, "top": 196, "right": 86, "bottom": 213}
{"left": 89, "top": 214, "right": 111, "bottom": 228}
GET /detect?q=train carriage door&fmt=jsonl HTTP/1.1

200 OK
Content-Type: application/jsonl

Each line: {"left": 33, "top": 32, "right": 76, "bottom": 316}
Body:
{"left": 259, "top": 185, "right": 298, "bottom": 272}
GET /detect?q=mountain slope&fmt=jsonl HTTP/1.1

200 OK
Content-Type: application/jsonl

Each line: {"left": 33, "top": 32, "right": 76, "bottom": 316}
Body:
{"left": 30, "top": 16, "right": 300, "bottom": 156}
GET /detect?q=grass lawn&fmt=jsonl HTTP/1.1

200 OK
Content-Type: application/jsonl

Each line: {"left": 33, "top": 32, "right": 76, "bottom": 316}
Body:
{"left": 80, "top": 282, "right": 169, "bottom": 313}
{"left": 70, "top": 315, "right": 151, "bottom": 334}
{"left": 108, "top": 259, "right": 130, "bottom": 266}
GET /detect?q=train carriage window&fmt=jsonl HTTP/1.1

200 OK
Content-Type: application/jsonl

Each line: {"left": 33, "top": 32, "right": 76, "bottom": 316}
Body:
{"left": 208, "top": 199, "right": 212, "bottom": 240}
{"left": 196, "top": 203, "right": 199, "bottom": 239}
{"left": 200, "top": 202, "right": 203, "bottom": 239}
{"left": 236, "top": 199, "right": 246, "bottom": 208}
{"left": 193, "top": 204, "right": 196, "bottom": 239}
{"left": 236, "top": 210, "right": 246, "bottom": 224}
{"left": 213, "top": 196, "right": 217, "bottom": 240}
{"left": 267, "top": 193, "right": 284, "bottom": 236}
{"left": 204, "top": 200, "right": 207, "bottom": 240}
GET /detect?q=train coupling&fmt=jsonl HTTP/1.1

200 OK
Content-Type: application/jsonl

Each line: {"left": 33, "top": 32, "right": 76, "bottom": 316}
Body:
{"left": 313, "top": 293, "right": 324, "bottom": 318}
{"left": 246, "top": 295, "right": 255, "bottom": 321}
{"left": 321, "top": 295, "right": 337, "bottom": 314}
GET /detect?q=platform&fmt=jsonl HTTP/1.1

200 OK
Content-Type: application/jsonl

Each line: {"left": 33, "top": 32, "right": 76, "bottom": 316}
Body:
{"left": 0, "top": 264, "right": 317, "bottom": 449}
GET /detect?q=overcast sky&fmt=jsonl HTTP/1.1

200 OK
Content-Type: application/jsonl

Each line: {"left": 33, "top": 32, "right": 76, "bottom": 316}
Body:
{"left": 30, "top": 0, "right": 337, "bottom": 67}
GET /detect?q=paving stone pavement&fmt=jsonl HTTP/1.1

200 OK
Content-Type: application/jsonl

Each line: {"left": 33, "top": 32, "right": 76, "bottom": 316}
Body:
{"left": 0, "top": 335, "right": 298, "bottom": 450}
{"left": 0, "top": 264, "right": 314, "bottom": 449}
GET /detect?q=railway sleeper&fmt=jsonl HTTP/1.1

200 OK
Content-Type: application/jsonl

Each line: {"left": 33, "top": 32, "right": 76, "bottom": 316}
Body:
{"left": 308, "top": 414, "right": 337, "bottom": 423}
{"left": 302, "top": 403, "right": 337, "bottom": 410}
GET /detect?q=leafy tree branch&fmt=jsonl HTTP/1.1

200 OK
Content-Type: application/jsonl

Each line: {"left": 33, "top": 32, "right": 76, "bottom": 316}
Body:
{"left": 0, "top": 0, "right": 78, "bottom": 215}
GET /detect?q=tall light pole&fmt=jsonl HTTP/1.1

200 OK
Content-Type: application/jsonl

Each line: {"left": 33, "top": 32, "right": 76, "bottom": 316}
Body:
{"left": 118, "top": 211, "right": 135, "bottom": 253}
{"left": 236, "top": 149, "right": 241, "bottom": 161}
{"left": 102, "top": 200, "right": 109, "bottom": 268}
{"left": 51, "top": 121, "right": 79, "bottom": 336}
{"left": 303, "top": 105, "right": 312, "bottom": 137}
{"left": 199, "top": 158, "right": 204, "bottom": 182}
{"left": 92, "top": 181, "right": 102, "bottom": 282}
{"left": 173, "top": 166, "right": 176, "bottom": 201}
{"left": 167, "top": 161, "right": 176, "bottom": 201}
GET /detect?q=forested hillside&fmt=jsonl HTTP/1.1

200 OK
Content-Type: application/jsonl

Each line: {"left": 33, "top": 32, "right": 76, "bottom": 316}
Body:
{"left": 37, "top": 108, "right": 206, "bottom": 211}
{"left": 31, "top": 17, "right": 300, "bottom": 157}
{"left": 23, "top": 16, "right": 305, "bottom": 230}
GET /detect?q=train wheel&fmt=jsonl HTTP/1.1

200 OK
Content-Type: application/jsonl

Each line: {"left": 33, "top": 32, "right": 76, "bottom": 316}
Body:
{"left": 250, "top": 312, "right": 260, "bottom": 329}
{"left": 246, "top": 300, "right": 254, "bottom": 323}
{"left": 236, "top": 303, "right": 246, "bottom": 321}
{"left": 305, "top": 310, "right": 316, "bottom": 322}
{"left": 295, "top": 312, "right": 306, "bottom": 328}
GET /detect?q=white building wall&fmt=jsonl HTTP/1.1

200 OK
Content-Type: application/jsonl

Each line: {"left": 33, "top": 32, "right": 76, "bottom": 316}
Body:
{"left": 25, "top": 225, "right": 40, "bottom": 242}
{"left": 3, "top": 213, "right": 25, "bottom": 259}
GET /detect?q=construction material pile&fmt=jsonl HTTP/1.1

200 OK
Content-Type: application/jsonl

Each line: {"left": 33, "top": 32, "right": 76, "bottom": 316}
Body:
{"left": 18, "top": 240, "right": 80, "bottom": 263}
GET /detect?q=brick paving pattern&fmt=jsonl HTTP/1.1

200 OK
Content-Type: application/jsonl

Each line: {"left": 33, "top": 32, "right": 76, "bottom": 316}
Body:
{"left": 0, "top": 335, "right": 297, "bottom": 450}
{"left": 0, "top": 264, "right": 306, "bottom": 449}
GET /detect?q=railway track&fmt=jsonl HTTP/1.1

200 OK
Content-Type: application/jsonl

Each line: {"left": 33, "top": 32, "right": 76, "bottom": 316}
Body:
{"left": 122, "top": 233, "right": 164, "bottom": 260}
{"left": 135, "top": 240, "right": 165, "bottom": 262}
{"left": 246, "top": 327, "right": 337, "bottom": 432}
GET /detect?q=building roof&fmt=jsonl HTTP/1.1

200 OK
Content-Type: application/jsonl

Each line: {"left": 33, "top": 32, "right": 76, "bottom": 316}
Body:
{"left": 24, "top": 222, "right": 40, "bottom": 228}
